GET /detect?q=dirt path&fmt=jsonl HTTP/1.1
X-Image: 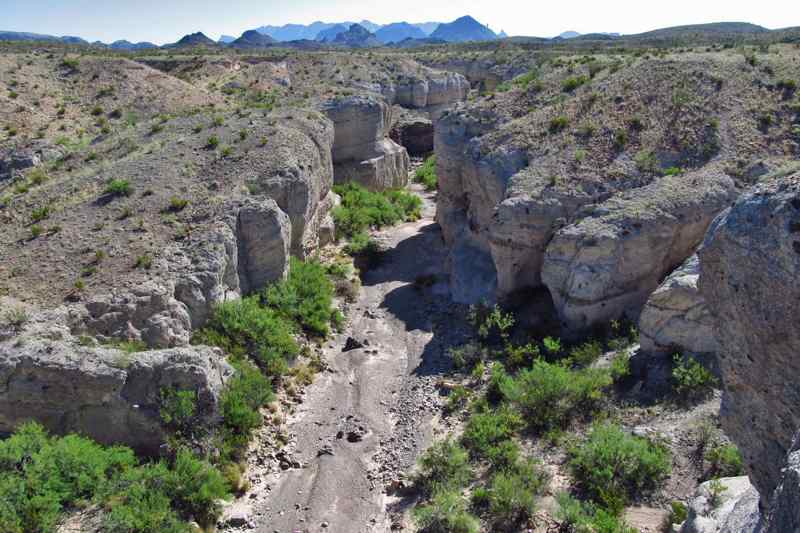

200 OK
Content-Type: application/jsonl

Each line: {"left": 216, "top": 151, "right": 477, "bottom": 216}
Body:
{"left": 231, "top": 184, "right": 465, "bottom": 533}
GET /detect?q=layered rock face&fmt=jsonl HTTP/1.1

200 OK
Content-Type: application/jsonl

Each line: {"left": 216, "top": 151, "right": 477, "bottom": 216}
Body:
{"left": 0, "top": 309, "right": 232, "bottom": 454}
{"left": 543, "top": 173, "right": 736, "bottom": 333}
{"left": 322, "top": 95, "right": 410, "bottom": 190}
{"left": 393, "top": 71, "right": 470, "bottom": 114}
{"left": 390, "top": 113, "right": 434, "bottom": 156}
{"left": 639, "top": 255, "right": 718, "bottom": 358}
{"left": 699, "top": 173, "right": 800, "bottom": 504}
{"left": 243, "top": 114, "right": 336, "bottom": 258}
{"left": 680, "top": 476, "right": 761, "bottom": 533}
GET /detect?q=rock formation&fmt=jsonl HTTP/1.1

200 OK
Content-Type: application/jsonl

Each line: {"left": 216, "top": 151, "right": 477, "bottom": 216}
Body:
{"left": 542, "top": 172, "right": 736, "bottom": 333}
{"left": 639, "top": 255, "right": 718, "bottom": 358}
{"left": 322, "top": 95, "right": 410, "bottom": 190}
{"left": 390, "top": 111, "right": 434, "bottom": 156}
{"left": 699, "top": 173, "right": 800, "bottom": 504}
{"left": 680, "top": 476, "right": 761, "bottom": 533}
{"left": 0, "top": 307, "right": 232, "bottom": 454}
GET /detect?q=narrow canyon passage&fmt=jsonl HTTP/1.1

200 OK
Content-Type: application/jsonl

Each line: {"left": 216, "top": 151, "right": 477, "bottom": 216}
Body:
{"left": 248, "top": 185, "right": 458, "bottom": 533}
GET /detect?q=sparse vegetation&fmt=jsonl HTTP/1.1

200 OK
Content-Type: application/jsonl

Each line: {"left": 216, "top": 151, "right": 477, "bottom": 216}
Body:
{"left": 672, "top": 354, "right": 717, "bottom": 399}
{"left": 104, "top": 179, "right": 132, "bottom": 197}
{"left": 415, "top": 155, "right": 438, "bottom": 190}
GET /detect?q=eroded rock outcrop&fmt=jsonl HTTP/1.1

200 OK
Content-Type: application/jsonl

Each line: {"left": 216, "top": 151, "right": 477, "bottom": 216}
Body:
{"left": 680, "top": 477, "right": 761, "bottom": 533}
{"left": 390, "top": 111, "right": 434, "bottom": 156}
{"left": 235, "top": 198, "right": 291, "bottom": 294}
{"left": 243, "top": 114, "right": 335, "bottom": 257}
{"left": 639, "top": 255, "right": 718, "bottom": 358}
{"left": 0, "top": 308, "right": 232, "bottom": 454}
{"left": 393, "top": 71, "right": 470, "bottom": 114}
{"left": 699, "top": 173, "right": 800, "bottom": 504}
{"left": 542, "top": 172, "right": 735, "bottom": 333}
{"left": 322, "top": 95, "right": 410, "bottom": 191}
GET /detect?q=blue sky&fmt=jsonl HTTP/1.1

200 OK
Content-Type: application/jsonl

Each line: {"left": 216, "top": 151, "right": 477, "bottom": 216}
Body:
{"left": 2, "top": 0, "right": 796, "bottom": 44}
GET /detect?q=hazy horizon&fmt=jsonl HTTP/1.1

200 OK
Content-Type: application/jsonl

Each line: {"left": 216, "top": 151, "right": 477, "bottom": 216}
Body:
{"left": 2, "top": 0, "right": 796, "bottom": 45}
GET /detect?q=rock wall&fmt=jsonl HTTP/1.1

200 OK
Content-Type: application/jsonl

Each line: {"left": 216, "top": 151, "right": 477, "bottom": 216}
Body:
{"left": 321, "top": 95, "right": 410, "bottom": 191}
{"left": 543, "top": 172, "right": 736, "bottom": 334}
{"left": 0, "top": 308, "right": 232, "bottom": 454}
{"left": 393, "top": 71, "right": 470, "bottom": 113}
{"left": 699, "top": 173, "right": 800, "bottom": 504}
{"left": 639, "top": 255, "right": 718, "bottom": 358}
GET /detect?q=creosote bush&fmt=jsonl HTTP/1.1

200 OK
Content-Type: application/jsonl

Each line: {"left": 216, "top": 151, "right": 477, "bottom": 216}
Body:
{"left": 0, "top": 422, "right": 230, "bottom": 533}
{"left": 568, "top": 423, "right": 671, "bottom": 513}
{"left": 105, "top": 179, "right": 132, "bottom": 197}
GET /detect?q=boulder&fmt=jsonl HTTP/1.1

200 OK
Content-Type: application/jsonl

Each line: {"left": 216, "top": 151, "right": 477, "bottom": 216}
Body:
{"left": 0, "top": 312, "right": 233, "bottom": 454}
{"left": 235, "top": 198, "right": 291, "bottom": 294}
{"left": 698, "top": 173, "right": 800, "bottom": 504}
{"left": 680, "top": 476, "right": 762, "bottom": 533}
{"left": 639, "top": 255, "right": 718, "bottom": 358}
{"left": 542, "top": 172, "right": 736, "bottom": 333}
{"left": 321, "top": 95, "right": 409, "bottom": 191}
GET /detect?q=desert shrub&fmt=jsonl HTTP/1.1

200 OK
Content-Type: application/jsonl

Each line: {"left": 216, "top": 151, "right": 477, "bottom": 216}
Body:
{"left": 556, "top": 493, "right": 636, "bottom": 533}
{"left": 468, "top": 304, "right": 514, "bottom": 344}
{"left": 634, "top": 149, "right": 659, "bottom": 174}
{"left": 514, "top": 69, "right": 540, "bottom": 90}
{"left": 332, "top": 182, "right": 421, "bottom": 237}
{"left": 501, "top": 360, "right": 611, "bottom": 431}
{"left": 103, "top": 465, "right": 189, "bottom": 533}
{"left": 613, "top": 130, "right": 628, "bottom": 151}
{"left": 667, "top": 500, "right": 688, "bottom": 526}
{"left": 705, "top": 443, "right": 744, "bottom": 477}
{"left": 105, "top": 179, "right": 132, "bottom": 197}
{"left": 165, "top": 449, "right": 229, "bottom": 525}
{"left": 485, "top": 459, "right": 549, "bottom": 525}
{"left": 549, "top": 116, "right": 569, "bottom": 133}
{"left": 415, "top": 438, "right": 472, "bottom": 495}
{"left": 568, "top": 423, "right": 671, "bottom": 512}
{"left": 2, "top": 306, "right": 28, "bottom": 329}
{"left": 264, "top": 258, "right": 337, "bottom": 338}
{"left": 542, "top": 336, "right": 563, "bottom": 358}
{"left": 415, "top": 155, "right": 438, "bottom": 190}
{"left": 343, "top": 231, "right": 379, "bottom": 256}
{"left": 0, "top": 422, "right": 188, "bottom": 533}
{"left": 609, "top": 351, "right": 631, "bottom": 381}
{"left": 159, "top": 389, "right": 197, "bottom": 434}
{"left": 168, "top": 197, "right": 189, "bottom": 212}
{"left": 206, "top": 135, "right": 219, "bottom": 149}
{"left": 569, "top": 340, "right": 603, "bottom": 367}
{"left": 672, "top": 354, "right": 717, "bottom": 399}
{"left": 197, "top": 296, "right": 297, "bottom": 377}
{"left": 562, "top": 75, "right": 590, "bottom": 92}
{"left": 505, "top": 343, "right": 540, "bottom": 370}
{"left": 445, "top": 385, "right": 471, "bottom": 413}
{"left": 134, "top": 254, "right": 152, "bottom": 270}
{"left": 414, "top": 489, "right": 480, "bottom": 533}
{"left": 461, "top": 404, "right": 523, "bottom": 461}
{"left": 449, "top": 343, "right": 487, "bottom": 370}
{"left": 219, "top": 360, "right": 272, "bottom": 456}
{"left": 30, "top": 225, "right": 43, "bottom": 238}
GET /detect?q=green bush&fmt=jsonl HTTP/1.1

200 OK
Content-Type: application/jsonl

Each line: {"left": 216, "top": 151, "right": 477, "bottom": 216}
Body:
{"left": 105, "top": 179, "right": 132, "bottom": 197}
{"left": 332, "top": 182, "right": 421, "bottom": 238}
{"left": 0, "top": 422, "right": 227, "bottom": 532}
{"left": 568, "top": 423, "right": 671, "bottom": 512}
{"left": 501, "top": 360, "right": 611, "bottom": 431}
{"left": 485, "top": 459, "right": 549, "bottom": 526}
{"left": 569, "top": 340, "right": 603, "bottom": 367}
{"left": 30, "top": 206, "right": 50, "bottom": 223}
{"left": 549, "top": 116, "right": 569, "bottom": 133}
{"left": 449, "top": 343, "right": 487, "bottom": 371}
{"left": 264, "top": 258, "right": 337, "bottom": 338}
{"left": 415, "top": 155, "right": 438, "bottom": 190}
{"left": 672, "top": 354, "right": 717, "bottom": 399}
{"left": 461, "top": 404, "right": 523, "bottom": 461}
{"left": 196, "top": 296, "right": 297, "bottom": 377}
{"left": 414, "top": 489, "right": 480, "bottom": 533}
{"left": 159, "top": 389, "right": 198, "bottom": 434}
{"left": 562, "top": 75, "right": 590, "bottom": 92}
{"left": 415, "top": 438, "right": 472, "bottom": 495}
{"left": 705, "top": 443, "right": 744, "bottom": 477}
{"left": 556, "top": 493, "right": 636, "bottom": 533}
